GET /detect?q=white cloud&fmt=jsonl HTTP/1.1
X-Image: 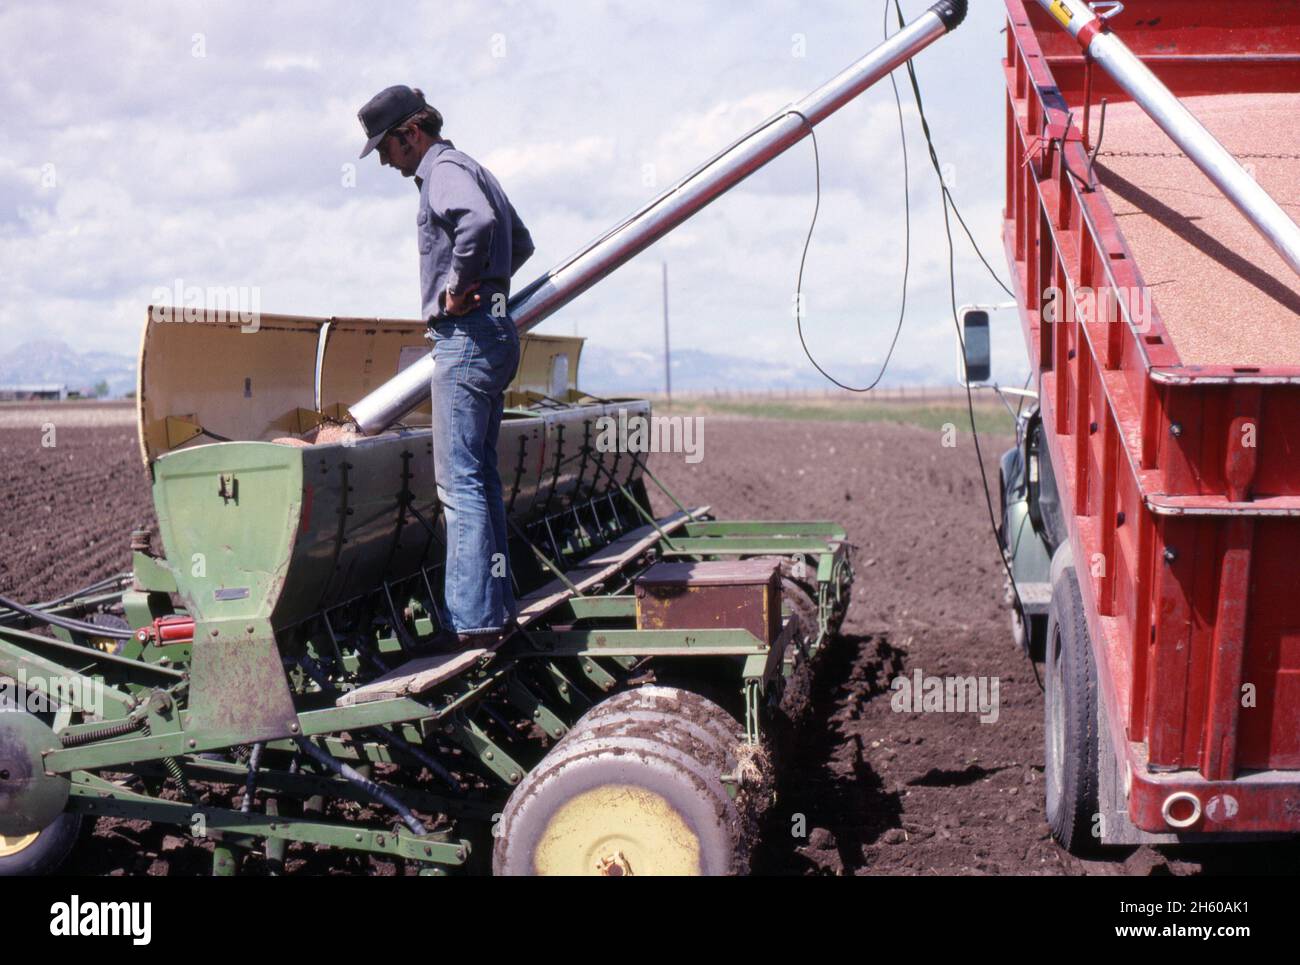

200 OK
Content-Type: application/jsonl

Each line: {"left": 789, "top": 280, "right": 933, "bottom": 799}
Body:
{"left": 263, "top": 53, "right": 323, "bottom": 72}
{"left": 483, "top": 135, "right": 617, "bottom": 190}
{"left": 0, "top": 0, "right": 1025, "bottom": 384}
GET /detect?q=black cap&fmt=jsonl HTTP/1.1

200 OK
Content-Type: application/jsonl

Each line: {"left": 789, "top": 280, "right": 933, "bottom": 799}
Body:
{"left": 357, "top": 85, "right": 440, "bottom": 158}
{"left": 929, "top": 0, "right": 968, "bottom": 32}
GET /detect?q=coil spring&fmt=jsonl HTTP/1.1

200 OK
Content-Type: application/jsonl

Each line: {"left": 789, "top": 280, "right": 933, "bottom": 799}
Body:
{"left": 139, "top": 721, "right": 198, "bottom": 805}
{"left": 59, "top": 715, "right": 146, "bottom": 747}
{"left": 59, "top": 714, "right": 197, "bottom": 803}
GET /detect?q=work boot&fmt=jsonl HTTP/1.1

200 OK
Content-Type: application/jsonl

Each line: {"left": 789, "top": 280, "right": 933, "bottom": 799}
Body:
{"left": 417, "top": 628, "right": 462, "bottom": 654}
{"left": 456, "top": 619, "right": 519, "bottom": 651}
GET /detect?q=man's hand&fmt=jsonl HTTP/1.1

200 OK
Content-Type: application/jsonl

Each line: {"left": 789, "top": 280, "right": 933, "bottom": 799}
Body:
{"left": 444, "top": 282, "right": 482, "bottom": 316}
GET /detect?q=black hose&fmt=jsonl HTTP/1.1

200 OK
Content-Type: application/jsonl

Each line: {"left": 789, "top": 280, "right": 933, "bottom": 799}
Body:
{"left": 368, "top": 726, "right": 462, "bottom": 793}
{"left": 0, "top": 591, "right": 133, "bottom": 639}
{"left": 0, "top": 572, "right": 130, "bottom": 624}
{"left": 48, "top": 571, "right": 131, "bottom": 602}
{"left": 242, "top": 742, "right": 265, "bottom": 814}
{"left": 293, "top": 736, "right": 428, "bottom": 837}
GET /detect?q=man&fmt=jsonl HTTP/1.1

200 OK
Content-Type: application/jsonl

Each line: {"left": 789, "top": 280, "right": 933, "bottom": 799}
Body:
{"left": 358, "top": 85, "right": 535, "bottom": 646}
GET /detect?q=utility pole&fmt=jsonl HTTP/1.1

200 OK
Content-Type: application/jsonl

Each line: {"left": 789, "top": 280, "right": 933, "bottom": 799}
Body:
{"left": 662, "top": 261, "right": 672, "bottom": 407}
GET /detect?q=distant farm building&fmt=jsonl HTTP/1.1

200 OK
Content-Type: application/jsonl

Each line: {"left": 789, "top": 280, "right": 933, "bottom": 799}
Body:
{"left": 0, "top": 384, "right": 68, "bottom": 401}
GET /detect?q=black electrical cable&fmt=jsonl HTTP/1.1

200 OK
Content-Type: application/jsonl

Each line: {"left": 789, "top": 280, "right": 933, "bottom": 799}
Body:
{"left": 886, "top": 0, "right": 1037, "bottom": 685}
{"left": 791, "top": 1, "right": 913, "bottom": 393}
{"left": 878, "top": 4, "right": 1015, "bottom": 299}
{"left": 888, "top": 1, "right": 1013, "bottom": 298}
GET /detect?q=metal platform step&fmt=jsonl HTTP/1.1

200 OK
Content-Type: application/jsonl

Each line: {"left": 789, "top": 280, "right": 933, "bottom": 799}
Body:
{"left": 336, "top": 647, "right": 493, "bottom": 706}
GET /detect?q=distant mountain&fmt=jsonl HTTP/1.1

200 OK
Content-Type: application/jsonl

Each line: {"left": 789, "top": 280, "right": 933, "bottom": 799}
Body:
{"left": 0, "top": 338, "right": 136, "bottom": 397}
{"left": 0, "top": 336, "right": 958, "bottom": 402}
{"left": 577, "top": 344, "right": 946, "bottom": 396}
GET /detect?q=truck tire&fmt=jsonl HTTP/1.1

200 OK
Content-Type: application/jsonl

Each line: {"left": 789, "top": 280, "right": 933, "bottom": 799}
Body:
{"left": 0, "top": 814, "right": 83, "bottom": 876}
{"left": 1043, "top": 567, "right": 1100, "bottom": 855}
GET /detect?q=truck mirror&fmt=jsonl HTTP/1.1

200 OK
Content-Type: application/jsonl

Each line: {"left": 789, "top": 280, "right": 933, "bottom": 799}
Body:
{"left": 959, "top": 307, "right": 991, "bottom": 384}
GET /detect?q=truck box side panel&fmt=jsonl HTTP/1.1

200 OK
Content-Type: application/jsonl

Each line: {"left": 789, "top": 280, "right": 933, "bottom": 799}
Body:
{"left": 1004, "top": 0, "right": 1300, "bottom": 831}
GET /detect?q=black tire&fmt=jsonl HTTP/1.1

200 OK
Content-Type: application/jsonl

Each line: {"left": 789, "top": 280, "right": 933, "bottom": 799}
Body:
{"left": 1043, "top": 567, "right": 1100, "bottom": 855}
{"left": 493, "top": 732, "right": 742, "bottom": 876}
{"left": 0, "top": 813, "right": 83, "bottom": 876}
{"left": 1008, "top": 604, "right": 1047, "bottom": 663}
{"left": 1027, "top": 614, "right": 1047, "bottom": 663}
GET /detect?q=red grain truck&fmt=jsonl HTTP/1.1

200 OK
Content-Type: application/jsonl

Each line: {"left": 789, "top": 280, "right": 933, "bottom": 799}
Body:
{"left": 981, "top": 0, "right": 1300, "bottom": 851}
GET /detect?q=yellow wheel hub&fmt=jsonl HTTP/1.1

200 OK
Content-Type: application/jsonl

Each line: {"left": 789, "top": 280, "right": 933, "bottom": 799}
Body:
{"left": 0, "top": 831, "right": 39, "bottom": 859}
{"left": 533, "top": 784, "right": 701, "bottom": 876}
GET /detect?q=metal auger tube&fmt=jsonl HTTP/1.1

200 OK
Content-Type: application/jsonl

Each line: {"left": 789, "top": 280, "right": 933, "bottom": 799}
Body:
{"left": 349, "top": 0, "right": 968, "bottom": 434}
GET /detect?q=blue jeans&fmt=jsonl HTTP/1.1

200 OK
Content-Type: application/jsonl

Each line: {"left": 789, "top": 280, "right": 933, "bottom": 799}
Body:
{"left": 429, "top": 308, "right": 520, "bottom": 635}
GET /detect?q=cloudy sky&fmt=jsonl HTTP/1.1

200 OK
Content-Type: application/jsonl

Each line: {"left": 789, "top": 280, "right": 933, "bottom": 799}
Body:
{"left": 0, "top": 0, "right": 1029, "bottom": 388}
